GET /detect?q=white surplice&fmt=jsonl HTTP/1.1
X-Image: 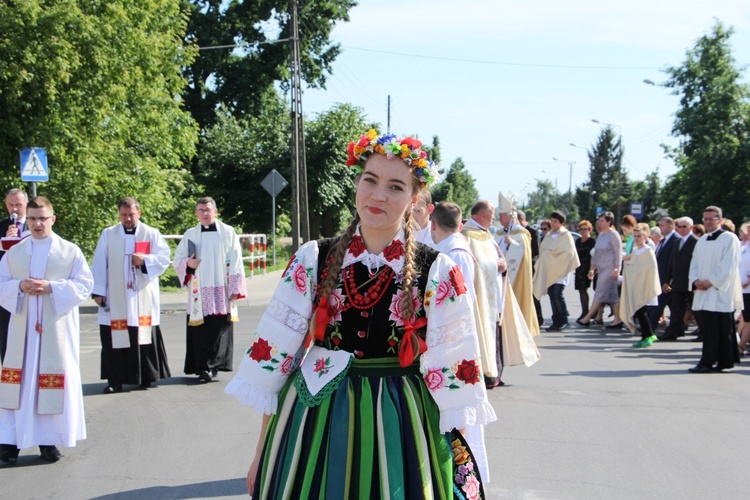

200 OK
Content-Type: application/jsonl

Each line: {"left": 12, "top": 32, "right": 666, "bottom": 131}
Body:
{"left": 0, "top": 234, "right": 93, "bottom": 448}
{"left": 91, "top": 222, "right": 171, "bottom": 328}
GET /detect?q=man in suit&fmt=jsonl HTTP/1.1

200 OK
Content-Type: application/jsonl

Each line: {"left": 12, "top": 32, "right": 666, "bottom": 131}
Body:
{"left": 658, "top": 217, "right": 698, "bottom": 341}
{"left": 0, "top": 188, "right": 28, "bottom": 361}
{"left": 0, "top": 188, "right": 29, "bottom": 260}
{"left": 649, "top": 216, "right": 678, "bottom": 330}
{"left": 518, "top": 210, "right": 544, "bottom": 326}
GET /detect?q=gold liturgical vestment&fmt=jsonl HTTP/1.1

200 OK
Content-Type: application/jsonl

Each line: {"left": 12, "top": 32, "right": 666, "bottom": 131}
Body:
{"left": 497, "top": 226, "right": 540, "bottom": 337}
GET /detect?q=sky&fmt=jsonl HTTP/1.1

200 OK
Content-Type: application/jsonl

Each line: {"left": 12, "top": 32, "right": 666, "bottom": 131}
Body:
{"left": 298, "top": 0, "right": 750, "bottom": 209}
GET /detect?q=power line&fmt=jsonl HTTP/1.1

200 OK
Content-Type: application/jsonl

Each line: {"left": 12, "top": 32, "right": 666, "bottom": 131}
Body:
{"left": 340, "top": 45, "right": 661, "bottom": 70}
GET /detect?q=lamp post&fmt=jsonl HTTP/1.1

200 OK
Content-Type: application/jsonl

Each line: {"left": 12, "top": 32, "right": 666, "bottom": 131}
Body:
{"left": 551, "top": 157, "right": 574, "bottom": 201}
{"left": 541, "top": 170, "right": 558, "bottom": 190}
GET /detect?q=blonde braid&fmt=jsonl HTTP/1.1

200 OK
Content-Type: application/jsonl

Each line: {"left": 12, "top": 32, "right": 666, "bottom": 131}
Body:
{"left": 318, "top": 213, "right": 360, "bottom": 302}
{"left": 399, "top": 209, "right": 418, "bottom": 322}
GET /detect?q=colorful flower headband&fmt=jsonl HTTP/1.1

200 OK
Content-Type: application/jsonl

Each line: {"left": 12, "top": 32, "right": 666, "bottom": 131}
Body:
{"left": 345, "top": 129, "right": 441, "bottom": 188}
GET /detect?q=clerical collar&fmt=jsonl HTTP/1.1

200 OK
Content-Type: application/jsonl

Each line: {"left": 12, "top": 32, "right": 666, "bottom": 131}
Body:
{"left": 464, "top": 218, "right": 488, "bottom": 232}
{"left": 201, "top": 223, "right": 217, "bottom": 232}
{"left": 706, "top": 228, "right": 724, "bottom": 241}
{"left": 124, "top": 226, "right": 136, "bottom": 235}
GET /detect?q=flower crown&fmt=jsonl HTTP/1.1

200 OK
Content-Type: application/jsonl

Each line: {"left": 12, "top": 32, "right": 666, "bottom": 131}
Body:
{"left": 345, "top": 129, "right": 441, "bottom": 188}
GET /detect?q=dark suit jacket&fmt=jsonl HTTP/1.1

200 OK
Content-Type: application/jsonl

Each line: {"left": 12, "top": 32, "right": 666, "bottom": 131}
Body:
{"left": 0, "top": 216, "right": 28, "bottom": 260}
{"left": 655, "top": 232, "right": 679, "bottom": 284}
{"left": 525, "top": 224, "right": 540, "bottom": 259}
{"left": 664, "top": 234, "right": 698, "bottom": 293}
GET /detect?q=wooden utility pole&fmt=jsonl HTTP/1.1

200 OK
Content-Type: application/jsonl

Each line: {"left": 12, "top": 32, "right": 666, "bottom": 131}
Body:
{"left": 289, "top": 0, "right": 309, "bottom": 249}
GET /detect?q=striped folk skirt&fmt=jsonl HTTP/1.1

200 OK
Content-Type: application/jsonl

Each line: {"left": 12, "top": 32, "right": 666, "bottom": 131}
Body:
{"left": 253, "top": 357, "right": 459, "bottom": 499}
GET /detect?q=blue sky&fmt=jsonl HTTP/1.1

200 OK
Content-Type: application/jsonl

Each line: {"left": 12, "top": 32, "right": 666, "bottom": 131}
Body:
{"left": 299, "top": 0, "right": 750, "bottom": 208}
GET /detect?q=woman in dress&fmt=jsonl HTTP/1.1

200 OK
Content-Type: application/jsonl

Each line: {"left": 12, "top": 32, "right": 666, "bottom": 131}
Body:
{"left": 574, "top": 220, "right": 596, "bottom": 320}
{"left": 226, "top": 130, "right": 496, "bottom": 499}
{"left": 577, "top": 211, "right": 623, "bottom": 328}
{"left": 620, "top": 223, "right": 661, "bottom": 347}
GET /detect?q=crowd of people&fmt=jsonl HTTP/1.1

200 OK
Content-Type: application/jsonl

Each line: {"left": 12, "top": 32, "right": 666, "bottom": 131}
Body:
{"left": 0, "top": 129, "right": 747, "bottom": 499}
{"left": 568, "top": 209, "right": 747, "bottom": 373}
{"left": 0, "top": 191, "right": 247, "bottom": 465}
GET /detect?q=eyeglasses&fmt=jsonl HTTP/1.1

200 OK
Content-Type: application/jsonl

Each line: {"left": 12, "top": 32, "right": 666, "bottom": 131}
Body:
{"left": 676, "top": 225, "right": 689, "bottom": 228}
{"left": 578, "top": 227, "right": 590, "bottom": 231}
{"left": 196, "top": 208, "right": 214, "bottom": 214}
{"left": 27, "top": 216, "right": 53, "bottom": 224}
{"left": 541, "top": 227, "right": 550, "bottom": 231}
{"left": 702, "top": 217, "right": 719, "bottom": 222}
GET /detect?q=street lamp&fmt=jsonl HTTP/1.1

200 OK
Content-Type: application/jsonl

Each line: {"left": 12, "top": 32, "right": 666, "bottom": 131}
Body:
{"left": 591, "top": 118, "right": 622, "bottom": 132}
{"left": 541, "top": 170, "right": 558, "bottom": 190}
{"left": 551, "top": 158, "right": 574, "bottom": 199}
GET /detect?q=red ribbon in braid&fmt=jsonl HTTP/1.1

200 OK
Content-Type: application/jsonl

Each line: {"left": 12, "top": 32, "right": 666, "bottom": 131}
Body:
{"left": 398, "top": 316, "right": 428, "bottom": 367}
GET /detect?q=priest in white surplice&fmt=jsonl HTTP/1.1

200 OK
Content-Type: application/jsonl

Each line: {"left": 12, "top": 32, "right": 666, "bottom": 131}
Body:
{"left": 0, "top": 197, "right": 93, "bottom": 464}
{"left": 174, "top": 197, "right": 247, "bottom": 383}
{"left": 431, "top": 201, "right": 493, "bottom": 484}
{"left": 687, "top": 205, "right": 742, "bottom": 373}
{"left": 92, "top": 197, "right": 171, "bottom": 394}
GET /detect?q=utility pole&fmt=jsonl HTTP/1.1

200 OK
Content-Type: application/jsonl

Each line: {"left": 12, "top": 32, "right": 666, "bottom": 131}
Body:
{"left": 387, "top": 95, "right": 391, "bottom": 134}
{"left": 289, "top": 0, "right": 309, "bottom": 249}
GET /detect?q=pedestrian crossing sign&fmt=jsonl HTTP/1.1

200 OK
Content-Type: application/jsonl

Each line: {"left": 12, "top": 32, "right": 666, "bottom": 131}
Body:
{"left": 20, "top": 148, "right": 49, "bottom": 182}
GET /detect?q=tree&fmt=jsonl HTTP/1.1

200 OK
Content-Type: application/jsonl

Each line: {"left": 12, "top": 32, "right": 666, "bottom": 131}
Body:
{"left": 525, "top": 179, "right": 564, "bottom": 224}
{"left": 194, "top": 92, "right": 291, "bottom": 234}
{"left": 577, "top": 126, "right": 629, "bottom": 223}
{"left": 662, "top": 21, "right": 750, "bottom": 223}
{"left": 629, "top": 170, "right": 662, "bottom": 223}
{"left": 431, "top": 158, "right": 479, "bottom": 215}
{"left": 304, "top": 103, "right": 369, "bottom": 238}
{"left": 183, "top": 0, "right": 356, "bottom": 131}
{"left": 0, "top": 0, "right": 198, "bottom": 255}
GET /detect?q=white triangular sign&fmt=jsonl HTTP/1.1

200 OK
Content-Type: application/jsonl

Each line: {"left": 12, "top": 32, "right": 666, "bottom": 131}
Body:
{"left": 22, "top": 149, "right": 44, "bottom": 176}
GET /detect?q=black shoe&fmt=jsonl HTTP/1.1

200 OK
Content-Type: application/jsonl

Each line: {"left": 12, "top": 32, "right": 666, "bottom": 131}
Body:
{"left": 138, "top": 381, "right": 152, "bottom": 389}
{"left": 558, "top": 323, "right": 570, "bottom": 332}
{"left": 688, "top": 365, "right": 713, "bottom": 374}
{"left": 606, "top": 322, "right": 624, "bottom": 329}
{"left": 210, "top": 368, "right": 219, "bottom": 379}
{"left": 39, "top": 445, "right": 62, "bottom": 462}
{"left": 575, "top": 319, "right": 591, "bottom": 327}
{"left": 0, "top": 444, "right": 20, "bottom": 464}
{"left": 692, "top": 334, "right": 704, "bottom": 343}
{"left": 103, "top": 384, "right": 122, "bottom": 394}
{"left": 657, "top": 334, "right": 680, "bottom": 342}
{"left": 198, "top": 371, "right": 212, "bottom": 383}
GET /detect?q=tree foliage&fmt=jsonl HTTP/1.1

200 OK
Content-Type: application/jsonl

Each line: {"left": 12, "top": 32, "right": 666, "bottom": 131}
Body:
{"left": 305, "top": 103, "right": 369, "bottom": 238}
{"left": 183, "top": 0, "right": 356, "bottom": 131}
{"left": 195, "top": 90, "right": 290, "bottom": 234}
{"left": 661, "top": 21, "right": 750, "bottom": 223}
{"left": 0, "top": 0, "right": 198, "bottom": 255}
{"left": 575, "top": 126, "right": 630, "bottom": 223}
{"left": 431, "top": 158, "right": 479, "bottom": 216}
{"left": 525, "top": 180, "right": 564, "bottom": 224}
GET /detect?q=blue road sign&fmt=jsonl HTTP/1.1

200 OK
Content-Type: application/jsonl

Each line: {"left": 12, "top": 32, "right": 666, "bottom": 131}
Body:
{"left": 20, "top": 148, "right": 49, "bottom": 182}
{"left": 630, "top": 202, "right": 643, "bottom": 217}
{"left": 595, "top": 206, "right": 604, "bottom": 216}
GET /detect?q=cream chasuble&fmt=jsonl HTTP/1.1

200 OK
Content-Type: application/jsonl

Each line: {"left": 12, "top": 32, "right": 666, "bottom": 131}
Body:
{"left": 533, "top": 228, "right": 580, "bottom": 300}
{"left": 620, "top": 246, "right": 661, "bottom": 334}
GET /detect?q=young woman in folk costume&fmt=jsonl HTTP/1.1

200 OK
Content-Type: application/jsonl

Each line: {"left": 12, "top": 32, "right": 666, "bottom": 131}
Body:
{"left": 226, "top": 130, "right": 496, "bottom": 499}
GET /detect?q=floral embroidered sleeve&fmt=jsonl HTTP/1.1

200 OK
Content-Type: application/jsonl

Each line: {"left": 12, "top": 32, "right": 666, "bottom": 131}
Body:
{"left": 420, "top": 253, "right": 497, "bottom": 432}
{"left": 224, "top": 240, "right": 318, "bottom": 414}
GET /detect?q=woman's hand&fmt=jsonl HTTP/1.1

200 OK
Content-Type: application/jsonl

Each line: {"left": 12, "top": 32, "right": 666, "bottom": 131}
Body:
{"left": 246, "top": 453, "right": 260, "bottom": 496}
{"left": 611, "top": 269, "right": 619, "bottom": 281}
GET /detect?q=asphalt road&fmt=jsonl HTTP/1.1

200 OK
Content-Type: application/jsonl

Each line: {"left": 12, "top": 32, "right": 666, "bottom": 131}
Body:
{"left": 1, "top": 273, "right": 749, "bottom": 499}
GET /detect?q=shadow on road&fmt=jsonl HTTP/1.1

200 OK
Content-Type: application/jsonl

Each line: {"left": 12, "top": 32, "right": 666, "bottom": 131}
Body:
{"left": 89, "top": 478, "right": 246, "bottom": 499}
